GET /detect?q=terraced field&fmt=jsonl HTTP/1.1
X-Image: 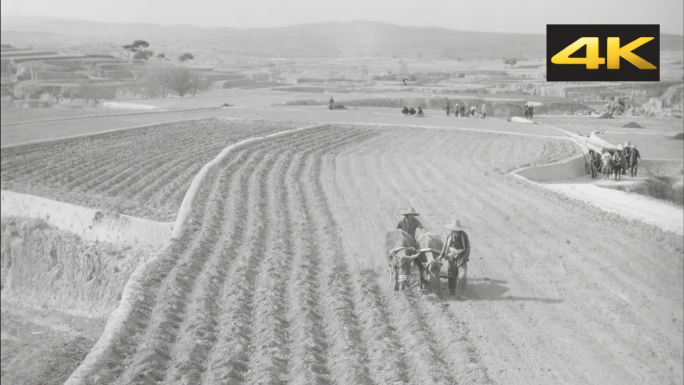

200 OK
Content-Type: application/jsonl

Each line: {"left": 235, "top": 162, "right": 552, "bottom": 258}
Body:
{"left": 1, "top": 118, "right": 302, "bottom": 221}
{"left": 64, "top": 125, "right": 682, "bottom": 385}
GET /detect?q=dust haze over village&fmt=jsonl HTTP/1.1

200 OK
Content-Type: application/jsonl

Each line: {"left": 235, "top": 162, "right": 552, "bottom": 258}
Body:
{"left": 1, "top": 0, "right": 683, "bottom": 384}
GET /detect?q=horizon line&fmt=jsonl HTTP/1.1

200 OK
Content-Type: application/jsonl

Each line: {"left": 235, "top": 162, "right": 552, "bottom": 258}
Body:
{"left": 3, "top": 15, "right": 683, "bottom": 38}
{"left": 3, "top": 14, "right": 683, "bottom": 37}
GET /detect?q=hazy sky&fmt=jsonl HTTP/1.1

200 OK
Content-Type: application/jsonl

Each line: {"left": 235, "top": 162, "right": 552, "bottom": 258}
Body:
{"left": 2, "top": 0, "right": 683, "bottom": 35}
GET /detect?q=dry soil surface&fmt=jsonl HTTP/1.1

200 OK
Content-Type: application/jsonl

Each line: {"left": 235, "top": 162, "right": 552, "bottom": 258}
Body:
{"left": 1, "top": 302, "right": 106, "bottom": 385}
{"left": 1, "top": 106, "right": 565, "bottom": 147}
{"left": 68, "top": 125, "right": 682, "bottom": 385}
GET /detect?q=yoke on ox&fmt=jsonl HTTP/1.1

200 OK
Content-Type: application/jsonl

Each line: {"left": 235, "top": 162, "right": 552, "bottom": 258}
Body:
{"left": 386, "top": 230, "right": 421, "bottom": 291}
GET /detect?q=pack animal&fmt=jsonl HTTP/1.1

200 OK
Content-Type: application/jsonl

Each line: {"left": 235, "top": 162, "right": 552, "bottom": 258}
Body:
{"left": 612, "top": 152, "right": 623, "bottom": 181}
{"left": 385, "top": 229, "right": 420, "bottom": 291}
{"left": 416, "top": 233, "right": 444, "bottom": 297}
{"left": 590, "top": 151, "right": 602, "bottom": 179}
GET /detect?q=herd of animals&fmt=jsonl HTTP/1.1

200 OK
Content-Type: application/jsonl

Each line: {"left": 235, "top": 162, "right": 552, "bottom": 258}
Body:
{"left": 588, "top": 143, "right": 641, "bottom": 180}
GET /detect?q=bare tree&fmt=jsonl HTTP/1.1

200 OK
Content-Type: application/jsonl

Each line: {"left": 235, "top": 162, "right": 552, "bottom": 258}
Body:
{"left": 189, "top": 75, "right": 212, "bottom": 97}
{"left": 141, "top": 66, "right": 171, "bottom": 98}
{"left": 166, "top": 66, "right": 194, "bottom": 97}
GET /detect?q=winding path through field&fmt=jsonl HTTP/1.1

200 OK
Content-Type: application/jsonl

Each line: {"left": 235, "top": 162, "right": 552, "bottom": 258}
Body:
{"left": 64, "top": 124, "right": 682, "bottom": 385}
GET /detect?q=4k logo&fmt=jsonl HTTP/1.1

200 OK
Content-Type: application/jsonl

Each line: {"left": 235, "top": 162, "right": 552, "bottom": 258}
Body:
{"left": 547, "top": 25, "right": 659, "bottom": 81}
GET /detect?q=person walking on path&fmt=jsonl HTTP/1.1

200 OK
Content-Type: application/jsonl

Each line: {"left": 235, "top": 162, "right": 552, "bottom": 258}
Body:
{"left": 446, "top": 101, "right": 451, "bottom": 116}
{"left": 454, "top": 102, "right": 460, "bottom": 117}
{"left": 629, "top": 144, "right": 641, "bottom": 177}
{"left": 481, "top": 104, "right": 487, "bottom": 119}
{"left": 329, "top": 96, "right": 334, "bottom": 110}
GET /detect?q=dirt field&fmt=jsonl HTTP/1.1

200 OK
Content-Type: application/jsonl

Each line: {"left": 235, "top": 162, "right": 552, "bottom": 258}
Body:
{"left": 1, "top": 302, "right": 106, "bottom": 385}
{"left": 1, "top": 105, "right": 567, "bottom": 147}
{"left": 59, "top": 125, "right": 682, "bottom": 385}
{"left": 1, "top": 119, "right": 301, "bottom": 221}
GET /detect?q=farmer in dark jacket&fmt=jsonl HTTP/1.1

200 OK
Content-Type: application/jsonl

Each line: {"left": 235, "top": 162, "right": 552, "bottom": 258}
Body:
{"left": 438, "top": 219, "right": 470, "bottom": 295}
{"left": 629, "top": 144, "right": 641, "bottom": 177}
{"left": 396, "top": 207, "right": 425, "bottom": 242}
{"left": 329, "top": 97, "right": 334, "bottom": 110}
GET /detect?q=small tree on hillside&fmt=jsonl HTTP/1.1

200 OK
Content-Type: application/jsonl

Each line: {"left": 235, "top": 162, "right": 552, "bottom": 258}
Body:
{"left": 503, "top": 58, "right": 518, "bottom": 68}
{"left": 122, "top": 40, "right": 150, "bottom": 59}
{"left": 157, "top": 53, "right": 166, "bottom": 60}
{"left": 133, "top": 50, "right": 154, "bottom": 61}
{"left": 166, "top": 66, "right": 194, "bottom": 97}
{"left": 178, "top": 53, "right": 194, "bottom": 63}
{"left": 141, "top": 66, "right": 172, "bottom": 98}
{"left": 189, "top": 75, "right": 211, "bottom": 97}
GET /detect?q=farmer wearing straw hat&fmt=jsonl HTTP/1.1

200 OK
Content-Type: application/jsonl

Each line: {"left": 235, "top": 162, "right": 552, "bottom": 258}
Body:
{"left": 396, "top": 207, "right": 426, "bottom": 242}
{"left": 438, "top": 219, "right": 470, "bottom": 295}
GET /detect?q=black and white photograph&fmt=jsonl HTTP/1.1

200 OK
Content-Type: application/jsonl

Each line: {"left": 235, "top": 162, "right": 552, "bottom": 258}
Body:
{"left": 1, "top": 1, "right": 682, "bottom": 384}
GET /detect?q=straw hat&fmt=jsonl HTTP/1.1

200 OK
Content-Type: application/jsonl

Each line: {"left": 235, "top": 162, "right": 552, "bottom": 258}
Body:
{"left": 402, "top": 207, "right": 420, "bottom": 216}
{"left": 617, "top": 144, "right": 624, "bottom": 151}
{"left": 444, "top": 218, "right": 465, "bottom": 231}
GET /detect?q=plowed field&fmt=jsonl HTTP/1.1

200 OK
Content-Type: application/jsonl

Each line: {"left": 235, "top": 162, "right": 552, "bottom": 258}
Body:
{"left": 69, "top": 125, "right": 682, "bottom": 385}
{"left": 1, "top": 119, "right": 301, "bottom": 221}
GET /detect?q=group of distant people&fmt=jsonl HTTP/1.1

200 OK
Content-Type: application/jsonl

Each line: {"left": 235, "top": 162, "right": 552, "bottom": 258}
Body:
{"left": 401, "top": 101, "right": 487, "bottom": 119}
{"left": 446, "top": 101, "right": 487, "bottom": 119}
{"left": 402, "top": 106, "right": 424, "bottom": 117}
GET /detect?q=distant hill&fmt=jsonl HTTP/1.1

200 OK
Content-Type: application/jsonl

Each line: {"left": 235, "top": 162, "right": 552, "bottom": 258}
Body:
{"left": 1, "top": 17, "right": 682, "bottom": 59}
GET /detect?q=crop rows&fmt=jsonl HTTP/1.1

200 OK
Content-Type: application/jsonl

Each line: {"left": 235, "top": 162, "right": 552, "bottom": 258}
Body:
{"left": 1, "top": 119, "right": 303, "bottom": 221}
{"left": 75, "top": 125, "right": 582, "bottom": 385}
{"left": 69, "top": 125, "right": 389, "bottom": 384}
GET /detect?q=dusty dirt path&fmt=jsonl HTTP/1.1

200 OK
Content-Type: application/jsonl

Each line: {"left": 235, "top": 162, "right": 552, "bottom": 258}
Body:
{"left": 1, "top": 106, "right": 566, "bottom": 147}
{"left": 324, "top": 127, "right": 683, "bottom": 384}
{"left": 68, "top": 124, "right": 682, "bottom": 384}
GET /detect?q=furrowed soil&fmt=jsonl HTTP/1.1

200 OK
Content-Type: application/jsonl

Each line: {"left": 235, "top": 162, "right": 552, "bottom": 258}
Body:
{"left": 1, "top": 119, "right": 302, "bottom": 221}
{"left": 68, "top": 125, "right": 682, "bottom": 385}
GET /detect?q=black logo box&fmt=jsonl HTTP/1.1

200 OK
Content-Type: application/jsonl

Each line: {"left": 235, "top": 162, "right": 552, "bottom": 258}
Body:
{"left": 547, "top": 24, "right": 660, "bottom": 82}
